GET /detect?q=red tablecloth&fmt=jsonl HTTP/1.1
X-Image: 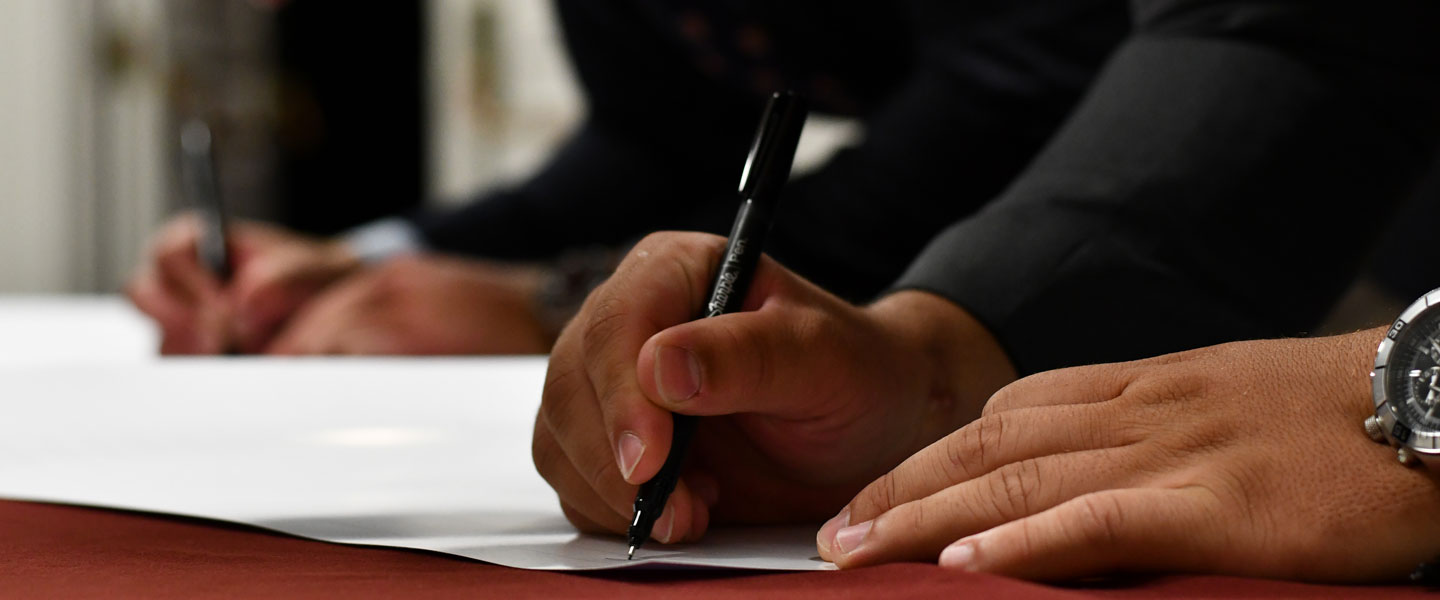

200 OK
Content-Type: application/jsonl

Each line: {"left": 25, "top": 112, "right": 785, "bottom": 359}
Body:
{"left": 1, "top": 500, "right": 1423, "bottom": 598}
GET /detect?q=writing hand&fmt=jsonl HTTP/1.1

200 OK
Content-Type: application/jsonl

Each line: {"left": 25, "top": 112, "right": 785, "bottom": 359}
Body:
{"left": 532, "top": 231, "right": 1014, "bottom": 544}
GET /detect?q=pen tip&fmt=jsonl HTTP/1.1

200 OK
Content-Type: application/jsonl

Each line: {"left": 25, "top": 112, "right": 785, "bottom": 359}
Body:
{"left": 628, "top": 546, "right": 636, "bottom": 560}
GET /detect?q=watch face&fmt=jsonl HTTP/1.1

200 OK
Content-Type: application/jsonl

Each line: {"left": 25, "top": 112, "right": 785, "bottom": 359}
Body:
{"left": 1385, "top": 304, "right": 1440, "bottom": 432}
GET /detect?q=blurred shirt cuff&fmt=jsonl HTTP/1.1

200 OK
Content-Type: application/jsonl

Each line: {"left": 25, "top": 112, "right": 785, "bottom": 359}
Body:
{"left": 342, "top": 217, "right": 428, "bottom": 264}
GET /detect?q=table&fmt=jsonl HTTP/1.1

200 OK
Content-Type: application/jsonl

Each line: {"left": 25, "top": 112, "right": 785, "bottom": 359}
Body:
{"left": 0, "top": 295, "right": 1430, "bottom": 597}
{"left": 7, "top": 500, "right": 1421, "bottom": 599}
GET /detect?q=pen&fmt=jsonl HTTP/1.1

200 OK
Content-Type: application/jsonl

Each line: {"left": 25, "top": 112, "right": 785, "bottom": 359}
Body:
{"left": 180, "top": 119, "right": 232, "bottom": 283}
{"left": 627, "top": 91, "right": 808, "bottom": 559}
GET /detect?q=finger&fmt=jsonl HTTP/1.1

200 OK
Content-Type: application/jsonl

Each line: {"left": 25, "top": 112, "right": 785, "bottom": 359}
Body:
{"left": 541, "top": 333, "right": 705, "bottom": 543}
{"left": 938, "top": 488, "right": 1218, "bottom": 580}
{"left": 228, "top": 223, "right": 359, "bottom": 350}
{"left": 535, "top": 410, "right": 704, "bottom": 544}
{"left": 152, "top": 217, "right": 237, "bottom": 353}
{"left": 824, "top": 446, "right": 1147, "bottom": 568}
{"left": 231, "top": 256, "right": 326, "bottom": 352}
{"left": 263, "top": 273, "right": 379, "bottom": 355}
{"left": 983, "top": 363, "right": 1133, "bottom": 416}
{"left": 533, "top": 416, "right": 630, "bottom": 534}
{"left": 153, "top": 214, "right": 223, "bottom": 302}
{"left": 126, "top": 264, "right": 198, "bottom": 340}
{"left": 577, "top": 233, "right": 729, "bottom": 489}
{"left": 137, "top": 262, "right": 232, "bottom": 355}
{"left": 559, "top": 501, "right": 612, "bottom": 535}
{"left": 842, "top": 402, "right": 1142, "bottom": 528}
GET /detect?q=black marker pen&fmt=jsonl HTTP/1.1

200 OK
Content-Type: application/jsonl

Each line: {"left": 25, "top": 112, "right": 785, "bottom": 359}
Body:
{"left": 627, "top": 91, "right": 809, "bottom": 559}
{"left": 180, "top": 119, "right": 232, "bottom": 283}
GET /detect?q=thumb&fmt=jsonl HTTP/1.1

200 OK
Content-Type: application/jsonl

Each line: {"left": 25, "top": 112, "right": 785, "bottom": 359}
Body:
{"left": 636, "top": 275, "right": 854, "bottom": 419}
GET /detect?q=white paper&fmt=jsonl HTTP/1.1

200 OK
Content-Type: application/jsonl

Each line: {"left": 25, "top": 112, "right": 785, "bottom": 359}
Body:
{"left": 0, "top": 295, "right": 157, "bottom": 365}
{"left": 0, "top": 358, "right": 833, "bottom": 571}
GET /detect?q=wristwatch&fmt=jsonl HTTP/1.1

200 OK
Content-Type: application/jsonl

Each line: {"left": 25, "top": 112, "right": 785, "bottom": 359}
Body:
{"left": 1367, "top": 287, "right": 1440, "bottom": 467}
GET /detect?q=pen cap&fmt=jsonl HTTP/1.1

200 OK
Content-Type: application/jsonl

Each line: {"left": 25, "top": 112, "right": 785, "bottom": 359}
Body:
{"left": 736, "top": 92, "right": 808, "bottom": 214}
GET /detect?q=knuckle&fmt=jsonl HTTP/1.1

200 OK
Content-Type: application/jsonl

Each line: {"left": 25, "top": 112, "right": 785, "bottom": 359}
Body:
{"left": 971, "top": 412, "right": 1007, "bottom": 472}
{"left": 861, "top": 471, "right": 903, "bottom": 517}
{"left": 1124, "top": 370, "right": 1207, "bottom": 410}
{"left": 983, "top": 378, "right": 1043, "bottom": 417}
{"left": 560, "top": 503, "right": 616, "bottom": 535}
{"left": 984, "top": 371, "right": 1042, "bottom": 414}
{"left": 577, "top": 445, "right": 621, "bottom": 493}
{"left": 579, "top": 295, "right": 630, "bottom": 356}
{"left": 623, "top": 232, "right": 690, "bottom": 273}
{"left": 716, "top": 318, "right": 770, "bottom": 402}
{"left": 897, "top": 496, "right": 927, "bottom": 534}
{"left": 531, "top": 419, "right": 560, "bottom": 473}
{"left": 987, "top": 458, "right": 1043, "bottom": 518}
{"left": 944, "top": 425, "right": 979, "bottom": 477}
{"left": 981, "top": 388, "right": 1012, "bottom": 417}
{"left": 984, "top": 371, "right": 1055, "bottom": 415}
{"left": 632, "top": 231, "right": 676, "bottom": 253}
{"left": 593, "top": 372, "right": 634, "bottom": 411}
{"left": 539, "top": 376, "right": 583, "bottom": 438}
{"left": 1071, "top": 493, "right": 1126, "bottom": 548}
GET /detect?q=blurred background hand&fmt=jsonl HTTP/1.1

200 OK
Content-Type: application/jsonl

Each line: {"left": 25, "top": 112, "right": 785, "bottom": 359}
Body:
{"left": 125, "top": 214, "right": 360, "bottom": 354}
{"left": 265, "top": 254, "right": 551, "bottom": 355}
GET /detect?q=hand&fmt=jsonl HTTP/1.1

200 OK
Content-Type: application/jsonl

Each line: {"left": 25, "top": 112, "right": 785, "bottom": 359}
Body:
{"left": 532, "top": 232, "right": 1015, "bottom": 545}
{"left": 819, "top": 329, "right": 1440, "bottom": 582}
{"left": 265, "top": 254, "right": 551, "bottom": 355}
{"left": 125, "top": 215, "right": 360, "bottom": 354}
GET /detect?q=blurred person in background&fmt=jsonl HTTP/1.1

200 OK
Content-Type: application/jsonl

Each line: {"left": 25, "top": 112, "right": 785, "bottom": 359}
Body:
{"left": 127, "top": 0, "right": 1129, "bottom": 355}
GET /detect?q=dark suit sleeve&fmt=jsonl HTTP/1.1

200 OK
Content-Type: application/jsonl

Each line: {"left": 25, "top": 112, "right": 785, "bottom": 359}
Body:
{"left": 766, "top": 0, "right": 1127, "bottom": 302}
{"left": 410, "top": 0, "right": 759, "bottom": 261}
{"left": 894, "top": 0, "right": 1440, "bottom": 375}
{"left": 413, "top": 0, "right": 1131, "bottom": 274}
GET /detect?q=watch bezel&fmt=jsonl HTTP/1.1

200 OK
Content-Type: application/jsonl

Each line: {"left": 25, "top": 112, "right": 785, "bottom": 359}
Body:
{"left": 1372, "top": 288, "right": 1440, "bottom": 455}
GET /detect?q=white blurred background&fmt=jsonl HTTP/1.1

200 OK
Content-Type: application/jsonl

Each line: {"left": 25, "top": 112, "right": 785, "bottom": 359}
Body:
{"left": 0, "top": 0, "right": 582, "bottom": 293}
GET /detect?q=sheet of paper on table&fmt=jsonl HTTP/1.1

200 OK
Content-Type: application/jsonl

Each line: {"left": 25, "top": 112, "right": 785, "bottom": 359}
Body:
{"left": 0, "top": 295, "right": 158, "bottom": 365}
{"left": 0, "top": 358, "right": 833, "bottom": 571}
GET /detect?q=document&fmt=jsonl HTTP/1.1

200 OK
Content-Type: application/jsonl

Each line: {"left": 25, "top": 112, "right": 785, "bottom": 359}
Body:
{"left": 0, "top": 358, "right": 832, "bottom": 571}
{"left": 0, "top": 295, "right": 157, "bottom": 365}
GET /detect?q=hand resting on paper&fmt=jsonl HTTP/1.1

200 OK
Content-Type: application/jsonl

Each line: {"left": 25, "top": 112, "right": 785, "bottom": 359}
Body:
{"left": 266, "top": 254, "right": 552, "bottom": 355}
{"left": 819, "top": 329, "right": 1440, "bottom": 582}
{"left": 532, "top": 231, "right": 1016, "bottom": 545}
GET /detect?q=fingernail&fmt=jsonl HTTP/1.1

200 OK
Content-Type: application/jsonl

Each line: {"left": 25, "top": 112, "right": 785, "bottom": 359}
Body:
{"left": 834, "top": 520, "right": 873, "bottom": 555}
{"left": 655, "top": 345, "right": 700, "bottom": 404}
{"left": 816, "top": 507, "right": 850, "bottom": 555}
{"left": 616, "top": 432, "right": 645, "bottom": 482}
{"left": 656, "top": 506, "right": 677, "bottom": 544}
{"left": 939, "top": 540, "right": 977, "bottom": 571}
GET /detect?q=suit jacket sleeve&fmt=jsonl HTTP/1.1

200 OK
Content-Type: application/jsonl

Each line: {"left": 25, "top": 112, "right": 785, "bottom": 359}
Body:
{"left": 894, "top": 0, "right": 1440, "bottom": 375}
{"left": 414, "top": 0, "right": 1133, "bottom": 294}
{"left": 409, "top": 0, "right": 759, "bottom": 261}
